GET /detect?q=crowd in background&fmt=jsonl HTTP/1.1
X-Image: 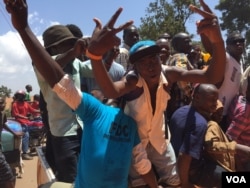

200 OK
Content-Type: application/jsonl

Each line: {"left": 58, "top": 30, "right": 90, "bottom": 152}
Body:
{"left": 1, "top": 0, "right": 250, "bottom": 188}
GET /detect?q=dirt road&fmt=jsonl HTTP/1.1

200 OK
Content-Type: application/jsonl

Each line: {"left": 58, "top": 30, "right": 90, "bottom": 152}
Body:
{"left": 15, "top": 155, "right": 38, "bottom": 188}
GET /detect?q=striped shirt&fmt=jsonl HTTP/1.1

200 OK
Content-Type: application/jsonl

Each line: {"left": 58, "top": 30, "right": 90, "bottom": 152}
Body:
{"left": 226, "top": 95, "right": 250, "bottom": 146}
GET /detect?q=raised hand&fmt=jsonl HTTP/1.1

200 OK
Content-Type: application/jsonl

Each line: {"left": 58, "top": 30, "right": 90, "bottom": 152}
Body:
{"left": 189, "top": 0, "right": 223, "bottom": 53}
{"left": 73, "top": 37, "right": 90, "bottom": 57}
{"left": 3, "top": 0, "right": 28, "bottom": 31}
{"left": 87, "top": 7, "right": 133, "bottom": 57}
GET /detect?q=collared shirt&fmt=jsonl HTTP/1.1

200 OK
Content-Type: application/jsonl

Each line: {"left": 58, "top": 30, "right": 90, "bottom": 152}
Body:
{"left": 124, "top": 72, "right": 170, "bottom": 154}
{"left": 116, "top": 43, "right": 130, "bottom": 70}
{"left": 226, "top": 95, "right": 250, "bottom": 146}
{"left": 34, "top": 58, "right": 93, "bottom": 136}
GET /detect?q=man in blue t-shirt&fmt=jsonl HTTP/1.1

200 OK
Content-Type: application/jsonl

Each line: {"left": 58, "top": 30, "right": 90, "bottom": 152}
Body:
{"left": 5, "top": 0, "right": 225, "bottom": 187}
{"left": 169, "top": 84, "right": 226, "bottom": 188}
{"left": 4, "top": 1, "right": 158, "bottom": 188}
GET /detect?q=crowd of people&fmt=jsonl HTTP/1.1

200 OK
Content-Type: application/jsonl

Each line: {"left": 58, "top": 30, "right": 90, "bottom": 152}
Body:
{"left": 1, "top": 0, "right": 250, "bottom": 188}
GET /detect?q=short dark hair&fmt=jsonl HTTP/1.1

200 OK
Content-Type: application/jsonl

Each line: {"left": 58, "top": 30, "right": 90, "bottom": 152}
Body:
{"left": 226, "top": 31, "right": 245, "bottom": 45}
{"left": 123, "top": 25, "right": 138, "bottom": 36}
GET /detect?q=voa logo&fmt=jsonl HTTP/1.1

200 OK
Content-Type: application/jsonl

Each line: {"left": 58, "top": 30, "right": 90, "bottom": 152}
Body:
{"left": 226, "top": 176, "right": 246, "bottom": 184}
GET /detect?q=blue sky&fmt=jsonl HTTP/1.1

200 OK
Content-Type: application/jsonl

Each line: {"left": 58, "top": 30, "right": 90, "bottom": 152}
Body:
{"left": 0, "top": 0, "right": 219, "bottom": 95}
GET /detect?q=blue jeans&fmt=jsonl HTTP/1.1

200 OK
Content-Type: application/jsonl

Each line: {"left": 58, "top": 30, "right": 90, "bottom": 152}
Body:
{"left": 21, "top": 125, "right": 30, "bottom": 153}
{"left": 21, "top": 124, "right": 39, "bottom": 153}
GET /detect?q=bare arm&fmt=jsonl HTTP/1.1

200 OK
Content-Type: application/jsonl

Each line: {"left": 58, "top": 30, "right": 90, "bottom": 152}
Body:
{"left": 140, "top": 168, "right": 158, "bottom": 188}
{"left": 178, "top": 153, "right": 195, "bottom": 188}
{"left": 55, "top": 38, "right": 89, "bottom": 68}
{"left": 4, "top": 0, "right": 132, "bottom": 91}
{"left": 88, "top": 9, "right": 136, "bottom": 98}
{"left": 164, "top": 0, "right": 226, "bottom": 84}
{"left": 4, "top": 0, "right": 64, "bottom": 87}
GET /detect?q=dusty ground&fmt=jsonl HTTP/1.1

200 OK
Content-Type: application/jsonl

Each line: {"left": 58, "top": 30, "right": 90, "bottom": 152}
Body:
{"left": 15, "top": 154, "right": 38, "bottom": 188}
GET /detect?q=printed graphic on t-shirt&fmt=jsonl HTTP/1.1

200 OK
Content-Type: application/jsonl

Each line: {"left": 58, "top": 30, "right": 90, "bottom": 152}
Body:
{"left": 104, "top": 122, "right": 131, "bottom": 142}
{"left": 231, "top": 67, "right": 237, "bottom": 82}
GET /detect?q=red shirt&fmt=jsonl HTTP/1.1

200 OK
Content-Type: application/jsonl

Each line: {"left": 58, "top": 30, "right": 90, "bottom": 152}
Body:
{"left": 30, "top": 101, "right": 41, "bottom": 117}
{"left": 12, "top": 101, "right": 37, "bottom": 125}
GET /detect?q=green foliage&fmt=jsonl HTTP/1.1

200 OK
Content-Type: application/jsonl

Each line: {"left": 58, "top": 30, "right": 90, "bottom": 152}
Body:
{"left": 4, "top": 109, "right": 12, "bottom": 118}
{"left": 138, "top": 0, "right": 199, "bottom": 40}
{"left": 215, "top": 0, "right": 250, "bottom": 45}
{"left": 0, "top": 85, "right": 12, "bottom": 98}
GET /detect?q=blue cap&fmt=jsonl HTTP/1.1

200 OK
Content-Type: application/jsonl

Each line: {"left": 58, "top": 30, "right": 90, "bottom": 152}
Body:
{"left": 129, "top": 40, "right": 160, "bottom": 64}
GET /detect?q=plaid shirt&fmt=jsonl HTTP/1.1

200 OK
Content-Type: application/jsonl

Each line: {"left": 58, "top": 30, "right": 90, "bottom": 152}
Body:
{"left": 166, "top": 53, "right": 193, "bottom": 119}
{"left": 226, "top": 95, "right": 250, "bottom": 146}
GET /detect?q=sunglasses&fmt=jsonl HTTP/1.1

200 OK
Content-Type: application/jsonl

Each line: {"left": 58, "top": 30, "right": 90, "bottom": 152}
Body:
{"left": 228, "top": 38, "right": 245, "bottom": 45}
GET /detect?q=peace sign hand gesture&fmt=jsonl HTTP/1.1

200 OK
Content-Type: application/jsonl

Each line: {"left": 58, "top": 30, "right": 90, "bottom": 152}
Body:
{"left": 87, "top": 8, "right": 133, "bottom": 57}
{"left": 190, "top": 0, "right": 223, "bottom": 53}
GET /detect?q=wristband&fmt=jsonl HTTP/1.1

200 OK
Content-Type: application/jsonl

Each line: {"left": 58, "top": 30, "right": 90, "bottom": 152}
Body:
{"left": 86, "top": 49, "right": 102, "bottom": 61}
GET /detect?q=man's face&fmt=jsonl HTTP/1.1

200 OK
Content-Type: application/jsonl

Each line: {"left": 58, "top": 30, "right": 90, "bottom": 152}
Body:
{"left": 124, "top": 29, "right": 139, "bottom": 47}
{"left": 227, "top": 38, "right": 245, "bottom": 57}
{"left": 181, "top": 37, "right": 192, "bottom": 54}
{"left": 198, "top": 90, "right": 218, "bottom": 115}
{"left": 27, "top": 86, "right": 32, "bottom": 92}
{"left": 134, "top": 54, "right": 162, "bottom": 85}
{"left": 156, "top": 39, "right": 171, "bottom": 64}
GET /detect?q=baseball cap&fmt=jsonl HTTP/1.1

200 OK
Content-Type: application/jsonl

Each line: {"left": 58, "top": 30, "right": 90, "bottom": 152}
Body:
{"left": 129, "top": 40, "right": 161, "bottom": 64}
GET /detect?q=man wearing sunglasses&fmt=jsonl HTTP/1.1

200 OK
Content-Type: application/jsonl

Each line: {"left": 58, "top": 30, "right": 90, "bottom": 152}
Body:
{"left": 216, "top": 31, "right": 245, "bottom": 132}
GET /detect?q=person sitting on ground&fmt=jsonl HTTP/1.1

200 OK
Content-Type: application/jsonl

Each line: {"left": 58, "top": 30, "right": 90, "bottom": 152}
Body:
{"left": 0, "top": 96, "right": 23, "bottom": 188}
{"left": 4, "top": 1, "right": 159, "bottom": 188}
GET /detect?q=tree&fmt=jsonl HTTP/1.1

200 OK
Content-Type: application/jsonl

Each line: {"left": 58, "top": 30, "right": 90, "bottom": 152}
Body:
{"left": 0, "top": 85, "right": 12, "bottom": 98}
{"left": 138, "top": 0, "right": 199, "bottom": 40}
{"left": 215, "top": 0, "right": 250, "bottom": 70}
{"left": 215, "top": 0, "right": 250, "bottom": 45}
